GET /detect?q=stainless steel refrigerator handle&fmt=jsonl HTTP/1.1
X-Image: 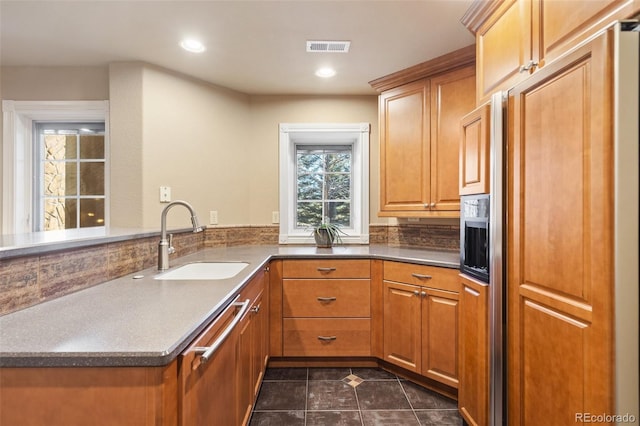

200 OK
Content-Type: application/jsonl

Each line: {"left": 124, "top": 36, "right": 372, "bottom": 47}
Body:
{"left": 194, "top": 296, "right": 250, "bottom": 364}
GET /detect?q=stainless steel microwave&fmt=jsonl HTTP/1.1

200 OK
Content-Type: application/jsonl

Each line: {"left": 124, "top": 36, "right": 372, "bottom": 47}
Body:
{"left": 460, "top": 194, "right": 490, "bottom": 283}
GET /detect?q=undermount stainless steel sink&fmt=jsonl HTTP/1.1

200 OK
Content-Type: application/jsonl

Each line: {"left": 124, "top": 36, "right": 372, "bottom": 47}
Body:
{"left": 154, "top": 262, "right": 249, "bottom": 280}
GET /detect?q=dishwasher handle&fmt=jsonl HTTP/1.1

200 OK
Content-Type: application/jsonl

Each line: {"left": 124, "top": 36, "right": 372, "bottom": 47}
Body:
{"left": 194, "top": 297, "right": 251, "bottom": 364}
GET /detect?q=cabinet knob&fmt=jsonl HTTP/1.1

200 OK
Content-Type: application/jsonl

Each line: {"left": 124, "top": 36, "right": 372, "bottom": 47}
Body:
{"left": 421, "top": 291, "right": 427, "bottom": 297}
{"left": 519, "top": 60, "right": 539, "bottom": 73}
{"left": 430, "top": 202, "right": 436, "bottom": 208}
{"left": 413, "top": 290, "right": 420, "bottom": 296}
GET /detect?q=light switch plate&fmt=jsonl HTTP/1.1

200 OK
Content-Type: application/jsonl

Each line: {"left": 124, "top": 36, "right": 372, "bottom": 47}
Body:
{"left": 272, "top": 211, "right": 280, "bottom": 224}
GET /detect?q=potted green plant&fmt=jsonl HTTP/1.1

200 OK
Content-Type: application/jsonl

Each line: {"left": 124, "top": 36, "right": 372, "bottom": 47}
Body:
{"left": 311, "top": 219, "right": 346, "bottom": 248}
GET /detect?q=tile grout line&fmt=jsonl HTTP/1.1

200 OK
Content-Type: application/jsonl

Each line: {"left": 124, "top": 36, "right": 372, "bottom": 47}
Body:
{"left": 349, "top": 367, "right": 366, "bottom": 426}
{"left": 396, "top": 375, "right": 423, "bottom": 425}
{"left": 304, "top": 368, "right": 309, "bottom": 426}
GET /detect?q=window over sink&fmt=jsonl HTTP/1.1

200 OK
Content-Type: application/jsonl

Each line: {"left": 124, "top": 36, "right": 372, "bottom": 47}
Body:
{"left": 278, "top": 123, "right": 370, "bottom": 244}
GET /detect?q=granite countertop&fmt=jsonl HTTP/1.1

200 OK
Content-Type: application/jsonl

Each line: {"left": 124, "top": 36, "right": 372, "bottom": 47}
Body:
{"left": 0, "top": 245, "right": 459, "bottom": 368}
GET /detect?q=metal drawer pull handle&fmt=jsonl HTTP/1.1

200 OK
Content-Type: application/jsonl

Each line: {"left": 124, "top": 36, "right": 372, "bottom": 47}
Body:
{"left": 411, "top": 273, "right": 433, "bottom": 280}
{"left": 317, "top": 267, "right": 337, "bottom": 272}
{"left": 194, "top": 296, "right": 250, "bottom": 364}
{"left": 317, "top": 336, "right": 337, "bottom": 341}
{"left": 317, "top": 297, "right": 337, "bottom": 302}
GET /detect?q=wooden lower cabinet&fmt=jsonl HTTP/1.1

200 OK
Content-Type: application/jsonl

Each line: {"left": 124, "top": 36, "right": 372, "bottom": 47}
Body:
{"left": 236, "top": 269, "right": 269, "bottom": 426}
{"left": 382, "top": 261, "right": 460, "bottom": 389}
{"left": 280, "top": 259, "right": 372, "bottom": 358}
{"left": 458, "top": 274, "right": 489, "bottom": 426}
{"left": 180, "top": 297, "right": 243, "bottom": 426}
{"left": 0, "top": 363, "right": 178, "bottom": 426}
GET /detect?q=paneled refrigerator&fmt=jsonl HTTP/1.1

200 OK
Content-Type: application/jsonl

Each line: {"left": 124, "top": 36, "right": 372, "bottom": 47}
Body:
{"left": 480, "top": 21, "right": 639, "bottom": 426}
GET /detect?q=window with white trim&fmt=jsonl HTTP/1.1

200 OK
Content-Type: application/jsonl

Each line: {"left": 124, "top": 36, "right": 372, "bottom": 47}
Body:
{"left": 279, "top": 123, "right": 369, "bottom": 244}
{"left": 2, "top": 100, "right": 109, "bottom": 234}
{"left": 35, "top": 122, "right": 106, "bottom": 230}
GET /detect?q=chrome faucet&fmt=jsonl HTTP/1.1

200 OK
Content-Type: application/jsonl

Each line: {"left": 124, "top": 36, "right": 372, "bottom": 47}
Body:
{"left": 158, "top": 200, "right": 203, "bottom": 270}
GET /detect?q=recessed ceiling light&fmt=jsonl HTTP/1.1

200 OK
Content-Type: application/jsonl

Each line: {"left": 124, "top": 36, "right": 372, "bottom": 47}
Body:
{"left": 180, "top": 38, "right": 206, "bottom": 53}
{"left": 315, "top": 67, "right": 336, "bottom": 78}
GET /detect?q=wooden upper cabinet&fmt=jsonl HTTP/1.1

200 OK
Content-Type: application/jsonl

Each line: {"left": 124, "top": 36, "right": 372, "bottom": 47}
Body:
{"left": 430, "top": 65, "right": 477, "bottom": 212}
{"left": 465, "top": 0, "right": 638, "bottom": 103}
{"left": 371, "top": 45, "right": 476, "bottom": 218}
{"left": 460, "top": 102, "right": 491, "bottom": 196}
{"left": 379, "top": 80, "right": 431, "bottom": 215}
{"left": 475, "top": 0, "right": 532, "bottom": 103}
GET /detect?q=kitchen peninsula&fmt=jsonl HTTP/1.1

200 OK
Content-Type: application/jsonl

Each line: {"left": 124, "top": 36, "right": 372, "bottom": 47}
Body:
{"left": 0, "top": 229, "right": 459, "bottom": 425}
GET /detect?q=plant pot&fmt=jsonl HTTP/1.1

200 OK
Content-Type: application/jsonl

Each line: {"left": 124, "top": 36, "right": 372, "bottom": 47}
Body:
{"left": 313, "top": 228, "right": 334, "bottom": 248}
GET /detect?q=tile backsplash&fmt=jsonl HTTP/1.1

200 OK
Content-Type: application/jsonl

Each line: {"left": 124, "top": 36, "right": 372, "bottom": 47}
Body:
{"left": 0, "top": 223, "right": 459, "bottom": 315}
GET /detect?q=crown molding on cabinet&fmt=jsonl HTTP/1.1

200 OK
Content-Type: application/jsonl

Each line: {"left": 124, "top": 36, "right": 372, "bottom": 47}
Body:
{"left": 368, "top": 44, "right": 476, "bottom": 93}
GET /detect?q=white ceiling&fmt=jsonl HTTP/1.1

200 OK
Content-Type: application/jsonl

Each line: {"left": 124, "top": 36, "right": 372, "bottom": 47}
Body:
{"left": 0, "top": 0, "right": 476, "bottom": 95}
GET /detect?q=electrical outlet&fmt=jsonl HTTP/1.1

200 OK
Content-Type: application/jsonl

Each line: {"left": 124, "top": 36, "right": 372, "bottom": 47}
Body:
{"left": 209, "top": 211, "right": 218, "bottom": 225}
{"left": 159, "top": 186, "right": 171, "bottom": 203}
{"left": 272, "top": 211, "right": 280, "bottom": 224}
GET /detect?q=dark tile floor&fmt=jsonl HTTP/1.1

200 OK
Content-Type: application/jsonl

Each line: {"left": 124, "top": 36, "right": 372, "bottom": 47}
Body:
{"left": 249, "top": 367, "right": 463, "bottom": 426}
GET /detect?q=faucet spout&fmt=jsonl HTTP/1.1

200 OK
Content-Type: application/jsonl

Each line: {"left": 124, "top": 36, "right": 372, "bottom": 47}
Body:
{"left": 158, "top": 200, "right": 203, "bottom": 270}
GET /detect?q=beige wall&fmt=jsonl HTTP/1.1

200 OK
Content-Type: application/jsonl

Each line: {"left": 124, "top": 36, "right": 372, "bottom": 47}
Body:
{"left": 140, "top": 64, "right": 252, "bottom": 228}
{"left": 1, "top": 63, "right": 388, "bottom": 232}
{"left": 247, "top": 95, "right": 381, "bottom": 225}
{"left": 0, "top": 66, "right": 110, "bottom": 231}
{"left": 108, "top": 63, "right": 145, "bottom": 227}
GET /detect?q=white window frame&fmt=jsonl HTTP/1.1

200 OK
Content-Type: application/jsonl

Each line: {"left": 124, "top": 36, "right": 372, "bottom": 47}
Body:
{"left": 2, "top": 100, "right": 110, "bottom": 234}
{"left": 279, "top": 122, "right": 369, "bottom": 244}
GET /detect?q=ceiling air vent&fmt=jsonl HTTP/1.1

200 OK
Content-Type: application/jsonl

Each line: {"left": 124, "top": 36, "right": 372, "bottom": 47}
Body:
{"left": 306, "top": 40, "right": 351, "bottom": 53}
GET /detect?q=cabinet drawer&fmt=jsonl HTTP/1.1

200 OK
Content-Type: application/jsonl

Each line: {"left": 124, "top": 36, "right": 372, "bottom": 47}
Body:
{"left": 383, "top": 261, "right": 459, "bottom": 293}
{"left": 283, "top": 318, "right": 371, "bottom": 356}
{"left": 283, "top": 279, "right": 370, "bottom": 318}
{"left": 282, "top": 259, "right": 370, "bottom": 279}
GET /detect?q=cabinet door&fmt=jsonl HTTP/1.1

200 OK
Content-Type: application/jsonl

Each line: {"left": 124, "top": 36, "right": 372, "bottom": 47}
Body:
{"left": 252, "top": 289, "right": 268, "bottom": 400}
{"left": 534, "top": 0, "right": 636, "bottom": 68}
{"left": 383, "top": 281, "right": 422, "bottom": 373}
{"left": 507, "top": 31, "right": 613, "bottom": 425}
{"left": 430, "top": 65, "right": 476, "bottom": 212}
{"left": 236, "top": 304, "right": 253, "bottom": 426}
{"left": 458, "top": 275, "right": 489, "bottom": 426}
{"left": 179, "top": 301, "right": 241, "bottom": 426}
{"left": 379, "top": 80, "right": 431, "bottom": 214}
{"left": 237, "top": 272, "right": 268, "bottom": 426}
{"left": 421, "top": 288, "right": 459, "bottom": 388}
{"left": 476, "top": 0, "right": 532, "bottom": 103}
{"left": 460, "top": 103, "right": 491, "bottom": 196}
